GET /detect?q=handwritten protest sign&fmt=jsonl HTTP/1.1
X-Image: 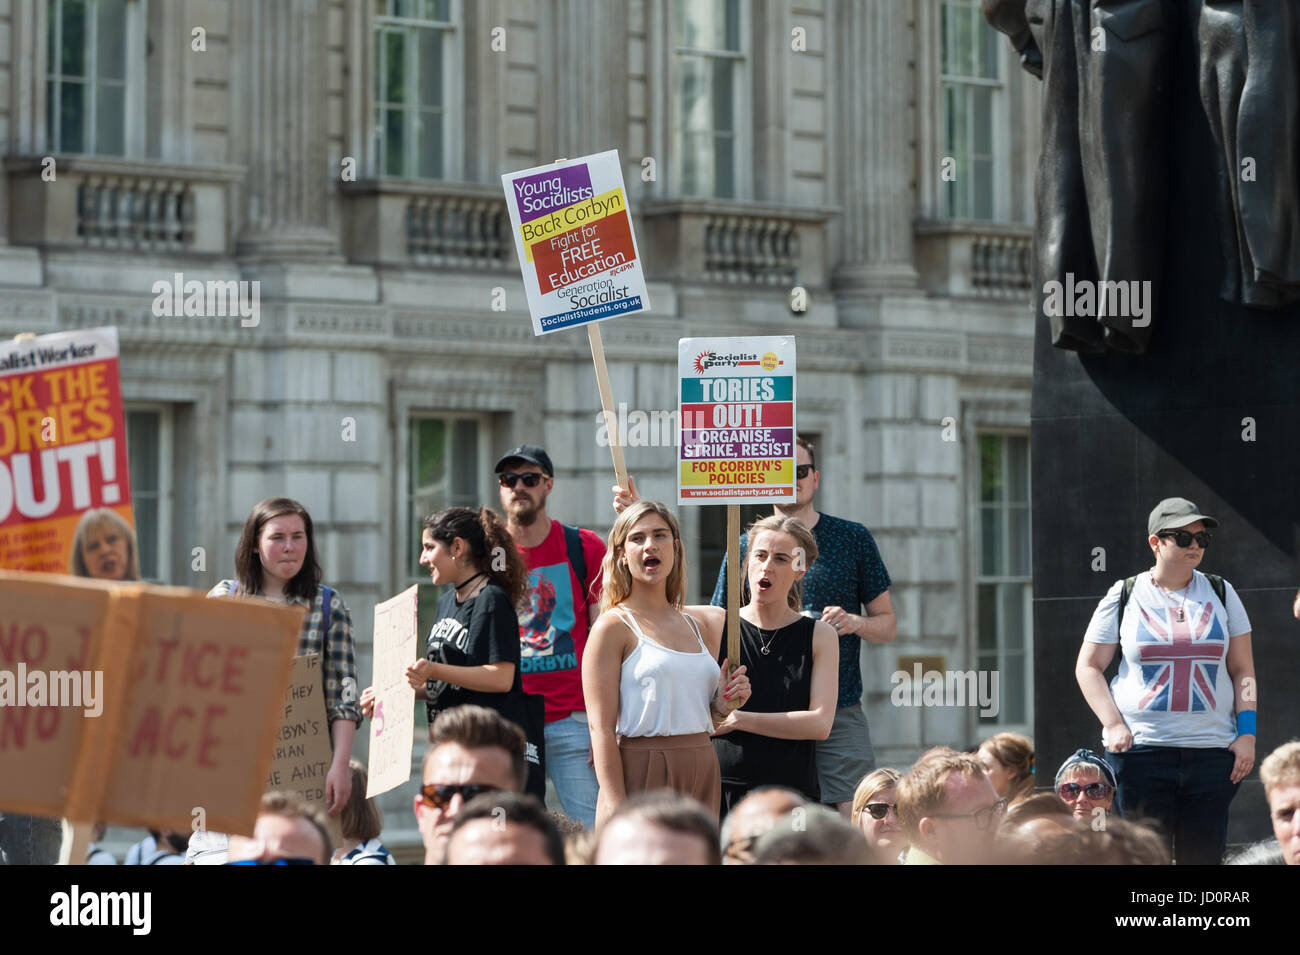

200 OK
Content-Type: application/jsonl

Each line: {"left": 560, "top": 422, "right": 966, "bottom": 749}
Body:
{"left": 0, "top": 572, "right": 301, "bottom": 837}
{"left": 0, "top": 327, "right": 133, "bottom": 573}
{"left": 678, "top": 336, "right": 797, "bottom": 505}
{"left": 367, "top": 586, "right": 419, "bottom": 799}
{"left": 502, "top": 150, "right": 650, "bottom": 335}
{"left": 266, "top": 653, "right": 338, "bottom": 843}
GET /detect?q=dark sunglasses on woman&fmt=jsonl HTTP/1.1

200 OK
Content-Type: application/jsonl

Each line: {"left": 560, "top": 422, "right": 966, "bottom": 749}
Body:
{"left": 1057, "top": 781, "right": 1111, "bottom": 801}
{"left": 862, "top": 801, "right": 897, "bottom": 820}
{"left": 498, "top": 472, "right": 545, "bottom": 489}
{"left": 1157, "top": 529, "right": 1212, "bottom": 548}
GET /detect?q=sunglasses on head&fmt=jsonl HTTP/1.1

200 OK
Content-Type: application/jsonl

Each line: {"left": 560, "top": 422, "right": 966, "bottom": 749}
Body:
{"left": 796, "top": 464, "right": 813, "bottom": 479}
{"left": 1156, "top": 529, "right": 1212, "bottom": 548}
{"left": 1057, "top": 781, "right": 1111, "bottom": 801}
{"left": 862, "top": 801, "right": 897, "bottom": 820}
{"left": 420, "top": 782, "right": 501, "bottom": 810}
{"left": 498, "top": 472, "right": 545, "bottom": 489}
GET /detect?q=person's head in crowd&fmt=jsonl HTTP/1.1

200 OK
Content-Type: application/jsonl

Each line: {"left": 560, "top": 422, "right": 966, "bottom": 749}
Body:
{"left": 789, "top": 436, "right": 820, "bottom": 511}
{"left": 443, "top": 792, "right": 565, "bottom": 866}
{"left": 1034, "top": 817, "right": 1171, "bottom": 865}
{"left": 596, "top": 791, "right": 721, "bottom": 865}
{"left": 996, "top": 793, "right": 1078, "bottom": 861}
{"left": 851, "top": 768, "right": 906, "bottom": 865}
{"left": 234, "top": 497, "right": 322, "bottom": 600}
{"left": 415, "top": 705, "right": 528, "bottom": 865}
{"left": 600, "top": 500, "right": 687, "bottom": 612}
{"left": 227, "top": 792, "right": 332, "bottom": 865}
{"left": 495, "top": 444, "right": 555, "bottom": 528}
{"left": 422, "top": 505, "right": 530, "bottom": 606}
{"left": 720, "top": 785, "right": 809, "bottom": 864}
{"left": 1054, "top": 748, "right": 1117, "bottom": 823}
{"left": 340, "top": 758, "right": 383, "bottom": 852}
{"left": 70, "top": 508, "right": 140, "bottom": 581}
{"left": 977, "top": 732, "right": 1035, "bottom": 806}
{"left": 752, "top": 804, "right": 872, "bottom": 865}
{"left": 1260, "top": 739, "right": 1300, "bottom": 865}
{"left": 898, "top": 751, "right": 1005, "bottom": 864}
{"left": 743, "top": 514, "right": 818, "bottom": 610}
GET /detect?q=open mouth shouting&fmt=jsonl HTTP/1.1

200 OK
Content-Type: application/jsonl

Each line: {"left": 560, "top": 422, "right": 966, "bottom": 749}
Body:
{"left": 642, "top": 555, "right": 662, "bottom": 573}
{"left": 755, "top": 575, "right": 773, "bottom": 593}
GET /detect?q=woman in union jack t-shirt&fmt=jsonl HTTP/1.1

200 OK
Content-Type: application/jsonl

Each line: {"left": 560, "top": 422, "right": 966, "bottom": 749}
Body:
{"left": 1075, "top": 497, "right": 1257, "bottom": 865}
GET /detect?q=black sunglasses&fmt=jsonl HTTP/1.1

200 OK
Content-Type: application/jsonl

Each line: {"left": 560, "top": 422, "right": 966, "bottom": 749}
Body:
{"left": 796, "top": 464, "right": 813, "bottom": 479}
{"left": 420, "top": 782, "right": 502, "bottom": 810}
{"left": 498, "top": 471, "right": 546, "bottom": 489}
{"left": 862, "top": 801, "right": 897, "bottom": 820}
{"left": 1157, "top": 530, "right": 1212, "bottom": 549}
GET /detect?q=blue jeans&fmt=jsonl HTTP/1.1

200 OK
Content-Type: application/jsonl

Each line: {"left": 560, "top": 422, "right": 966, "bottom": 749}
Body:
{"left": 544, "top": 713, "right": 598, "bottom": 829}
{"left": 1106, "top": 744, "right": 1240, "bottom": 865}
{"left": 0, "top": 813, "right": 63, "bottom": 865}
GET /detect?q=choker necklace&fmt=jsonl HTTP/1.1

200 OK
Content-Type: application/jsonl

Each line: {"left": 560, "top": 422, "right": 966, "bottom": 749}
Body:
{"left": 455, "top": 571, "right": 487, "bottom": 598}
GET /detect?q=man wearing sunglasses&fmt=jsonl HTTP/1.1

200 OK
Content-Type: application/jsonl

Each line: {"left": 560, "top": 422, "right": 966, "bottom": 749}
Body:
{"left": 225, "top": 792, "right": 333, "bottom": 865}
{"left": 415, "top": 705, "right": 528, "bottom": 865}
{"left": 709, "top": 436, "right": 896, "bottom": 818}
{"left": 494, "top": 445, "right": 605, "bottom": 829}
{"left": 898, "top": 751, "right": 1004, "bottom": 864}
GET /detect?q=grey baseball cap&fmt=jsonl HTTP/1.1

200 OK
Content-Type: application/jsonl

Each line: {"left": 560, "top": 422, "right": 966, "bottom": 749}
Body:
{"left": 494, "top": 445, "right": 554, "bottom": 477}
{"left": 1148, "top": 497, "right": 1218, "bottom": 535}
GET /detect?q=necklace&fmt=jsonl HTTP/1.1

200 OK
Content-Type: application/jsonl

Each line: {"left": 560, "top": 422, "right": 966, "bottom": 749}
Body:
{"left": 1149, "top": 572, "right": 1191, "bottom": 622}
{"left": 757, "top": 623, "right": 781, "bottom": 655}
{"left": 455, "top": 571, "right": 487, "bottom": 600}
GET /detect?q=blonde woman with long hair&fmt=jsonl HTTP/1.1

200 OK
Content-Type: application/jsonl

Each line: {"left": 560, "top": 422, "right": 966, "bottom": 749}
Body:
{"left": 583, "top": 501, "right": 750, "bottom": 827}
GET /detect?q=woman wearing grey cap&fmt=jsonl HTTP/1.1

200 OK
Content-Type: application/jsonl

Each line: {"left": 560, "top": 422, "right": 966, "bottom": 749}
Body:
{"left": 1074, "top": 497, "right": 1257, "bottom": 864}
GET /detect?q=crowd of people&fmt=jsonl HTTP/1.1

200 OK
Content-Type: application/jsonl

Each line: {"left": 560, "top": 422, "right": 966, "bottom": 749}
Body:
{"left": 0, "top": 440, "right": 1295, "bottom": 866}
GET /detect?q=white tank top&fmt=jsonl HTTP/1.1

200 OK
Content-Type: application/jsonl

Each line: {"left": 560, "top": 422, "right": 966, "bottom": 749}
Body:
{"left": 615, "top": 607, "right": 721, "bottom": 738}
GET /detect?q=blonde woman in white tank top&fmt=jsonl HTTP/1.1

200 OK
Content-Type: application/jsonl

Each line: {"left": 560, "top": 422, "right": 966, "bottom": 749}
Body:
{"left": 583, "top": 501, "right": 751, "bottom": 827}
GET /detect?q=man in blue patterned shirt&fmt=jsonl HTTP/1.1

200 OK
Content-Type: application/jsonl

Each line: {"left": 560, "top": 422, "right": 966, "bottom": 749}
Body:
{"left": 711, "top": 436, "right": 895, "bottom": 817}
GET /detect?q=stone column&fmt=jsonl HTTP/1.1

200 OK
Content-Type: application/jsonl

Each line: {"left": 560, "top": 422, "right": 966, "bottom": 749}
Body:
{"left": 832, "top": 0, "right": 919, "bottom": 308}
{"left": 540, "top": 0, "right": 629, "bottom": 161}
{"left": 232, "top": 0, "right": 338, "bottom": 260}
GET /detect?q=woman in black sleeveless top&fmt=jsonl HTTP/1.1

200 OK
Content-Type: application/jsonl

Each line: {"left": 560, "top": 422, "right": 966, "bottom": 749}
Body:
{"left": 710, "top": 514, "right": 838, "bottom": 816}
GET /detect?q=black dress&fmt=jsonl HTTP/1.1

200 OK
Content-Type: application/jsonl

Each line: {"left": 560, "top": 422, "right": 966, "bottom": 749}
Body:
{"left": 712, "top": 614, "right": 819, "bottom": 816}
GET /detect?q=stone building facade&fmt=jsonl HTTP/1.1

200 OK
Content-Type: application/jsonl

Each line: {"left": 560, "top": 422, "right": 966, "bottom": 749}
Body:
{"left": 1, "top": 0, "right": 1038, "bottom": 851}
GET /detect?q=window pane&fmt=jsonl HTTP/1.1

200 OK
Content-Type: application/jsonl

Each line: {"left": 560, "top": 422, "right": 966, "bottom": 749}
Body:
{"left": 999, "top": 583, "right": 1024, "bottom": 649}
{"left": 977, "top": 583, "right": 997, "bottom": 651}
{"left": 1008, "top": 506, "right": 1030, "bottom": 577}
{"left": 980, "top": 507, "right": 1000, "bottom": 576}
{"left": 426, "top": 0, "right": 451, "bottom": 22}
{"left": 978, "top": 434, "right": 1000, "bottom": 502}
{"left": 1006, "top": 436, "right": 1029, "bottom": 503}
{"left": 418, "top": 110, "right": 442, "bottom": 179}
{"left": 418, "top": 27, "right": 443, "bottom": 107}
{"left": 677, "top": 56, "right": 710, "bottom": 131}
{"left": 711, "top": 58, "right": 734, "bottom": 133}
{"left": 97, "top": 0, "right": 127, "bottom": 81}
{"left": 60, "top": 80, "right": 87, "bottom": 153}
{"left": 980, "top": 13, "right": 1001, "bottom": 80}
{"left": 60, "top": 0, "right": 88, "bottom": 77}
{"left": 972, "top": 85, "right": 993, "bottom": 156}
{"left": 126, "top": 412, "right": 160, "bottom": 492}
{"left": 675, "top": 0, "right": 737, "bottom": 50}
{"left": 383, "top": 107, "right": 405, "bottom": 176}
{"left": 1001, "top": 651, "right": 1025, "bottom": 723}
{"left": 451, "top": 418, "right": 478, "bottom": 503}
{"left": 714, "top": 133, "right": 734, "bottom": 199}
{"left": 383, "top": 29, "right": 406, "bottom": 104}
{"left": 96, "top": 81, "right": 125, "bottom": 156}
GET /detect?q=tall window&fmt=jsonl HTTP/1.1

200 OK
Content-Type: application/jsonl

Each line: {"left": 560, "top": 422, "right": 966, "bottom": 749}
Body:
{"left": 125, "top": 406, "right": 172, "bottom": 583}
{"left": 47, "top": 0, "right": 130, "bottom": 155}
{"left": 673, "top": 0, "right": 744, "bottom": 198}
{"left": 407, "top": 414, "right": 488, "bottom": 623}
{"left": 940, "top": 0, "right": 1001, "bottom": 220}
{"left": 976, "top": 434, "right": 1031, "bottom": 726}
{"left": 374, "top": 0, "right": 454, "bottom": 179}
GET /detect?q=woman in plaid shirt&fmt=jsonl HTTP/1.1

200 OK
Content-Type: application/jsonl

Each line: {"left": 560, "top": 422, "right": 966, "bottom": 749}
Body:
{"left": 211, "top": 497, "right": 362, "bottom": 814}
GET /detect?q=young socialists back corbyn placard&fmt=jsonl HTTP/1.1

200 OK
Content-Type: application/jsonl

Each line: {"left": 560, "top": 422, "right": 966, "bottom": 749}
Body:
{"left": 502, "top": 150, "right": 651, "bottom": 335}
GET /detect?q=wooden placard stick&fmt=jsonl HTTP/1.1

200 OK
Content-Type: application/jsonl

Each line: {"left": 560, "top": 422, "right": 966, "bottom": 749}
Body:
{"left": 587, "top": 323, "right": 629, "bottom": 492}
{"left": 725, "top": 504, "right": 741, "bottom": 703}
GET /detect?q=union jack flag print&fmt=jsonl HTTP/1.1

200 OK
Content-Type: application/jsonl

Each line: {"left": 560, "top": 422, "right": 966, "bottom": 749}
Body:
{"left": 1135, "top": 601, "right": 1225, "bottom": 712}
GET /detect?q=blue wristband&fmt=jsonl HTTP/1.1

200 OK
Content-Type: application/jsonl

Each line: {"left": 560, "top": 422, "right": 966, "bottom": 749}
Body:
{"left": 1236, "top": 710, "right": 1257, "bottom": 737}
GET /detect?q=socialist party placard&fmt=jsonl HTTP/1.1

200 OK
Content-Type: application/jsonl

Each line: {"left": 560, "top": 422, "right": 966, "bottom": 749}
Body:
{"left": 678, "top": 337, "right": 796, "bottom": 505}
{"left": 502, "top": 150, "right": 650, "bottom": 335}
{"left": 0, "top": 326, "right": 133, "bottom": 573}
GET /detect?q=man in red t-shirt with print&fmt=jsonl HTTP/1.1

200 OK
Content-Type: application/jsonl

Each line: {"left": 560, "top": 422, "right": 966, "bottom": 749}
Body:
{"left": 496, "top": 445, "right": 605, "bottom": 828}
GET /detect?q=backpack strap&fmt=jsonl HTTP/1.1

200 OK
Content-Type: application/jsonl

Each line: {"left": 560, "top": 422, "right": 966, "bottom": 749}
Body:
{"left": 1116, "top": 576, "right": 1137, "bottom": 628}
{"left": 320, "top": 585, "right": 334, "bottom": 628}
{"left": 1203, "top": 573, "right": 1227, "bottom": 607}
{"left": 562, "top": 525, "right": 589, "bottom": 604}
